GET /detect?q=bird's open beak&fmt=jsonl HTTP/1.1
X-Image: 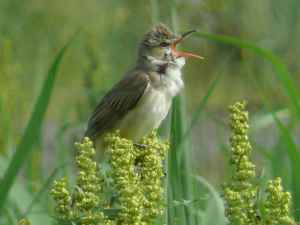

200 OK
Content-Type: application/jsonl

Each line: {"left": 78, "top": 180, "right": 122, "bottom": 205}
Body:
{"left": 171, "top": 30, "right": 204, "bottom": 60}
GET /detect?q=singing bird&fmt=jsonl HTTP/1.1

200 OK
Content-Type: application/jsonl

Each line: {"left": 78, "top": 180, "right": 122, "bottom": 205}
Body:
{"left": 85, "top": 23, "right": 202, "bottom": 147}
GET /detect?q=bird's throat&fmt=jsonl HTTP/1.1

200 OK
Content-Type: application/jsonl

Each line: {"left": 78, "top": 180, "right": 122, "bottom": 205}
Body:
{"left": 157, "top": 63, "right": 168, "bottom": 74}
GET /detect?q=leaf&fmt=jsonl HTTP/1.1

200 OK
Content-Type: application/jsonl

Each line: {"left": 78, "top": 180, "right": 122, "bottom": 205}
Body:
{"left": 195, "top": 31, "right": 300, "bottom": 121}
{"left": 272, "top": 113, "right": 300, "bottom": 220}
{"left": 178, "top": 73, "right": 222, "bottom": 160}
{"left": 194, "top": 176, "right": 226, "bottom": 225}
{"left": 0, "top": 36, "right": 75, "bottom": 212}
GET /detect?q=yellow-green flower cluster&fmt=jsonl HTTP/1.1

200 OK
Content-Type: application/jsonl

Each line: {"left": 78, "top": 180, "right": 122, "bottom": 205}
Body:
{"left": 104, "top": 130, "right": 169, "bottom": 225}
{"left": 139, "top": 131, "right": 169, "bottom": 224}
{"left": 224, "top": 101, "right": 258, "bottom": 225}
{"left": 74, "top": 137, "right": 103, "bottom": 212}
{"left": 263, "top": 178, "right": 295, "bottom": 225}
{"left": 224, "top": 101, "right": 297, "bottom": 225}
{"left": 51, "top": 133, "right": 168, "bottom": 225}
{"left": 105, "top": 131, "right": 144, "bottom": 225}
{"left": 51, "top": 137, "right": 107, "bottom": 224}
{"left": 50, "top": 177, "right": 73, "bottom": 220}
{"left": 73, "top": 137, "right": 106, "bottom": 224}
{"left": 18, "top": 218, "right": 31, "bottom": 225}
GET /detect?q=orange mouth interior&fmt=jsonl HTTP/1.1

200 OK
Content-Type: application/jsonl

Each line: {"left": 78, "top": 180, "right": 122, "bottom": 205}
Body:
{"left": 171, "top": 31, "right": 204, "bottom": 60}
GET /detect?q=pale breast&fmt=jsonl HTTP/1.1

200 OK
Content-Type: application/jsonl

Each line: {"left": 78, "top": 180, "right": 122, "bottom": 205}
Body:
{"left": 116, "top": 57, "right": 185, "bottom": 141}
{"left": 117, "top": 85, "right": 172, "bottom": 141}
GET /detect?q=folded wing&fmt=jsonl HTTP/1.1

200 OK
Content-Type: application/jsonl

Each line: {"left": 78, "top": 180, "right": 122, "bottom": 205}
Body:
{"left": 84, "top": 70, "right": 149, "bottom": 140}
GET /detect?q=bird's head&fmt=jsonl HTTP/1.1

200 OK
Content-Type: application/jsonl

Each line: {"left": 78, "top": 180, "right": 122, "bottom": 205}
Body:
{"left": 138, "top": 23, "right": 203, "bottom": 71}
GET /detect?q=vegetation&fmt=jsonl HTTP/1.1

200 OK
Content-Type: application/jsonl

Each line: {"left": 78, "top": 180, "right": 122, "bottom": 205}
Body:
{"left": 19, "top": 102, "right": 298, "bottom": 225}
{"left": 1, "top": 0, "right": 300, "bottom": 225}
{"left": 224, "top": 102, "right": 296, "bottom": 225}
{"left": 50, "top": 132, "right": 168, "bottom": 225}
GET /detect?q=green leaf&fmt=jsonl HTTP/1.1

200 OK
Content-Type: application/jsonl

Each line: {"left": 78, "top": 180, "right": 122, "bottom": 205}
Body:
{"left": 167, "top": 75, "right": 220, "bottom": 225}
{"left": 272, "top": 114, "right": 300, "bottom": 220}
{"left": 168, "top": 94, "right": 189, "bottom": 225}
{"left": 0, "top": 36, "right": 74, "bottom": 213}
{"left": 195, "top": 31, "right": 300, "bottom": 120}
{"left": 178, "top": 73, "right": 222, "bottom": 160}
{"left": 194, "top": 176, "right": 226, "bottom": 225}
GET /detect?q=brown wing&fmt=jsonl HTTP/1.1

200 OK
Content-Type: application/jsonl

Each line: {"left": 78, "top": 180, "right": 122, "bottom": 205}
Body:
{"left": 84, "top": 70, "right": 150, "bottom": 140}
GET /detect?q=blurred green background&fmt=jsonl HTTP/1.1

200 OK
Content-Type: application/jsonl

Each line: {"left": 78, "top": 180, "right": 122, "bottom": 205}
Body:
{"left": 1, "top": 0, "right": 300, "bottom": 224}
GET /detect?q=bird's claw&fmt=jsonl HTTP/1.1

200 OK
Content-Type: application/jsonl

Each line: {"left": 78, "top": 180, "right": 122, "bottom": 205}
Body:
{"left": 134, "top": 143, "right": 148, "bottom": 149}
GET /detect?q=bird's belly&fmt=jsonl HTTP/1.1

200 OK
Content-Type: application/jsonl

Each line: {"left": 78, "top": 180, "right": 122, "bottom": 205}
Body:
{"left": 117, "top": 88, "right": 172, "bottom": 141}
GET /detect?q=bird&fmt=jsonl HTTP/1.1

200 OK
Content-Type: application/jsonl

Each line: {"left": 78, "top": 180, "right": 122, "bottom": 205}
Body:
{"left": 84, "top": 23, "right": 202, "bottom": 149}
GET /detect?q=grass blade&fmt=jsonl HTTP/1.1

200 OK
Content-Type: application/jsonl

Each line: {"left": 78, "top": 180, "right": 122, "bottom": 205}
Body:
{"left": 177, "top": 74, "right": 221, "bottom": 160}
{"left": 0, "top": 95, "right": 13, "bottom": 154}
{"left": 0, "top": 37, "right": 74, "bottom": 213}
{"left": 249, "top": 75, "right": 300, "bottom": 219}
{"left": 272, "top": 114, "right": 300, "bottom": 220}
{"left": 168, "top": 95, "right": 189, "bottom": 225}
{"left": 167, "top": 1, "right": 191, "bottom": 224}
{"left": 194, "top": 176, "right": 226, "bottom": 225}
{"left": 166, "top": 3, "right": 221, "bottom": 225}
{"left": 195, "top": 32, "right": 300, "bottom": 120}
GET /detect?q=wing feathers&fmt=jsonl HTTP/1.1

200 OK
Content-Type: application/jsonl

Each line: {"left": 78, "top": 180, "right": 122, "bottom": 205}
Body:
{"left": 84, "top": 70, "right": 149, "bottom": 140}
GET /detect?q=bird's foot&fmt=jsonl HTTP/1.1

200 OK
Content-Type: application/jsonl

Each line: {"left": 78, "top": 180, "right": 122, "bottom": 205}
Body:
{"left": 134, "top": 143, "right": 148, "bottom": 149}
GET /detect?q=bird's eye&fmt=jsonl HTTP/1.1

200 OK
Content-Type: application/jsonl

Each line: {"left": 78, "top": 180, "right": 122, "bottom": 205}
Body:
{"left": 160, "top": 42, "right": 169, "bottom": 47}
